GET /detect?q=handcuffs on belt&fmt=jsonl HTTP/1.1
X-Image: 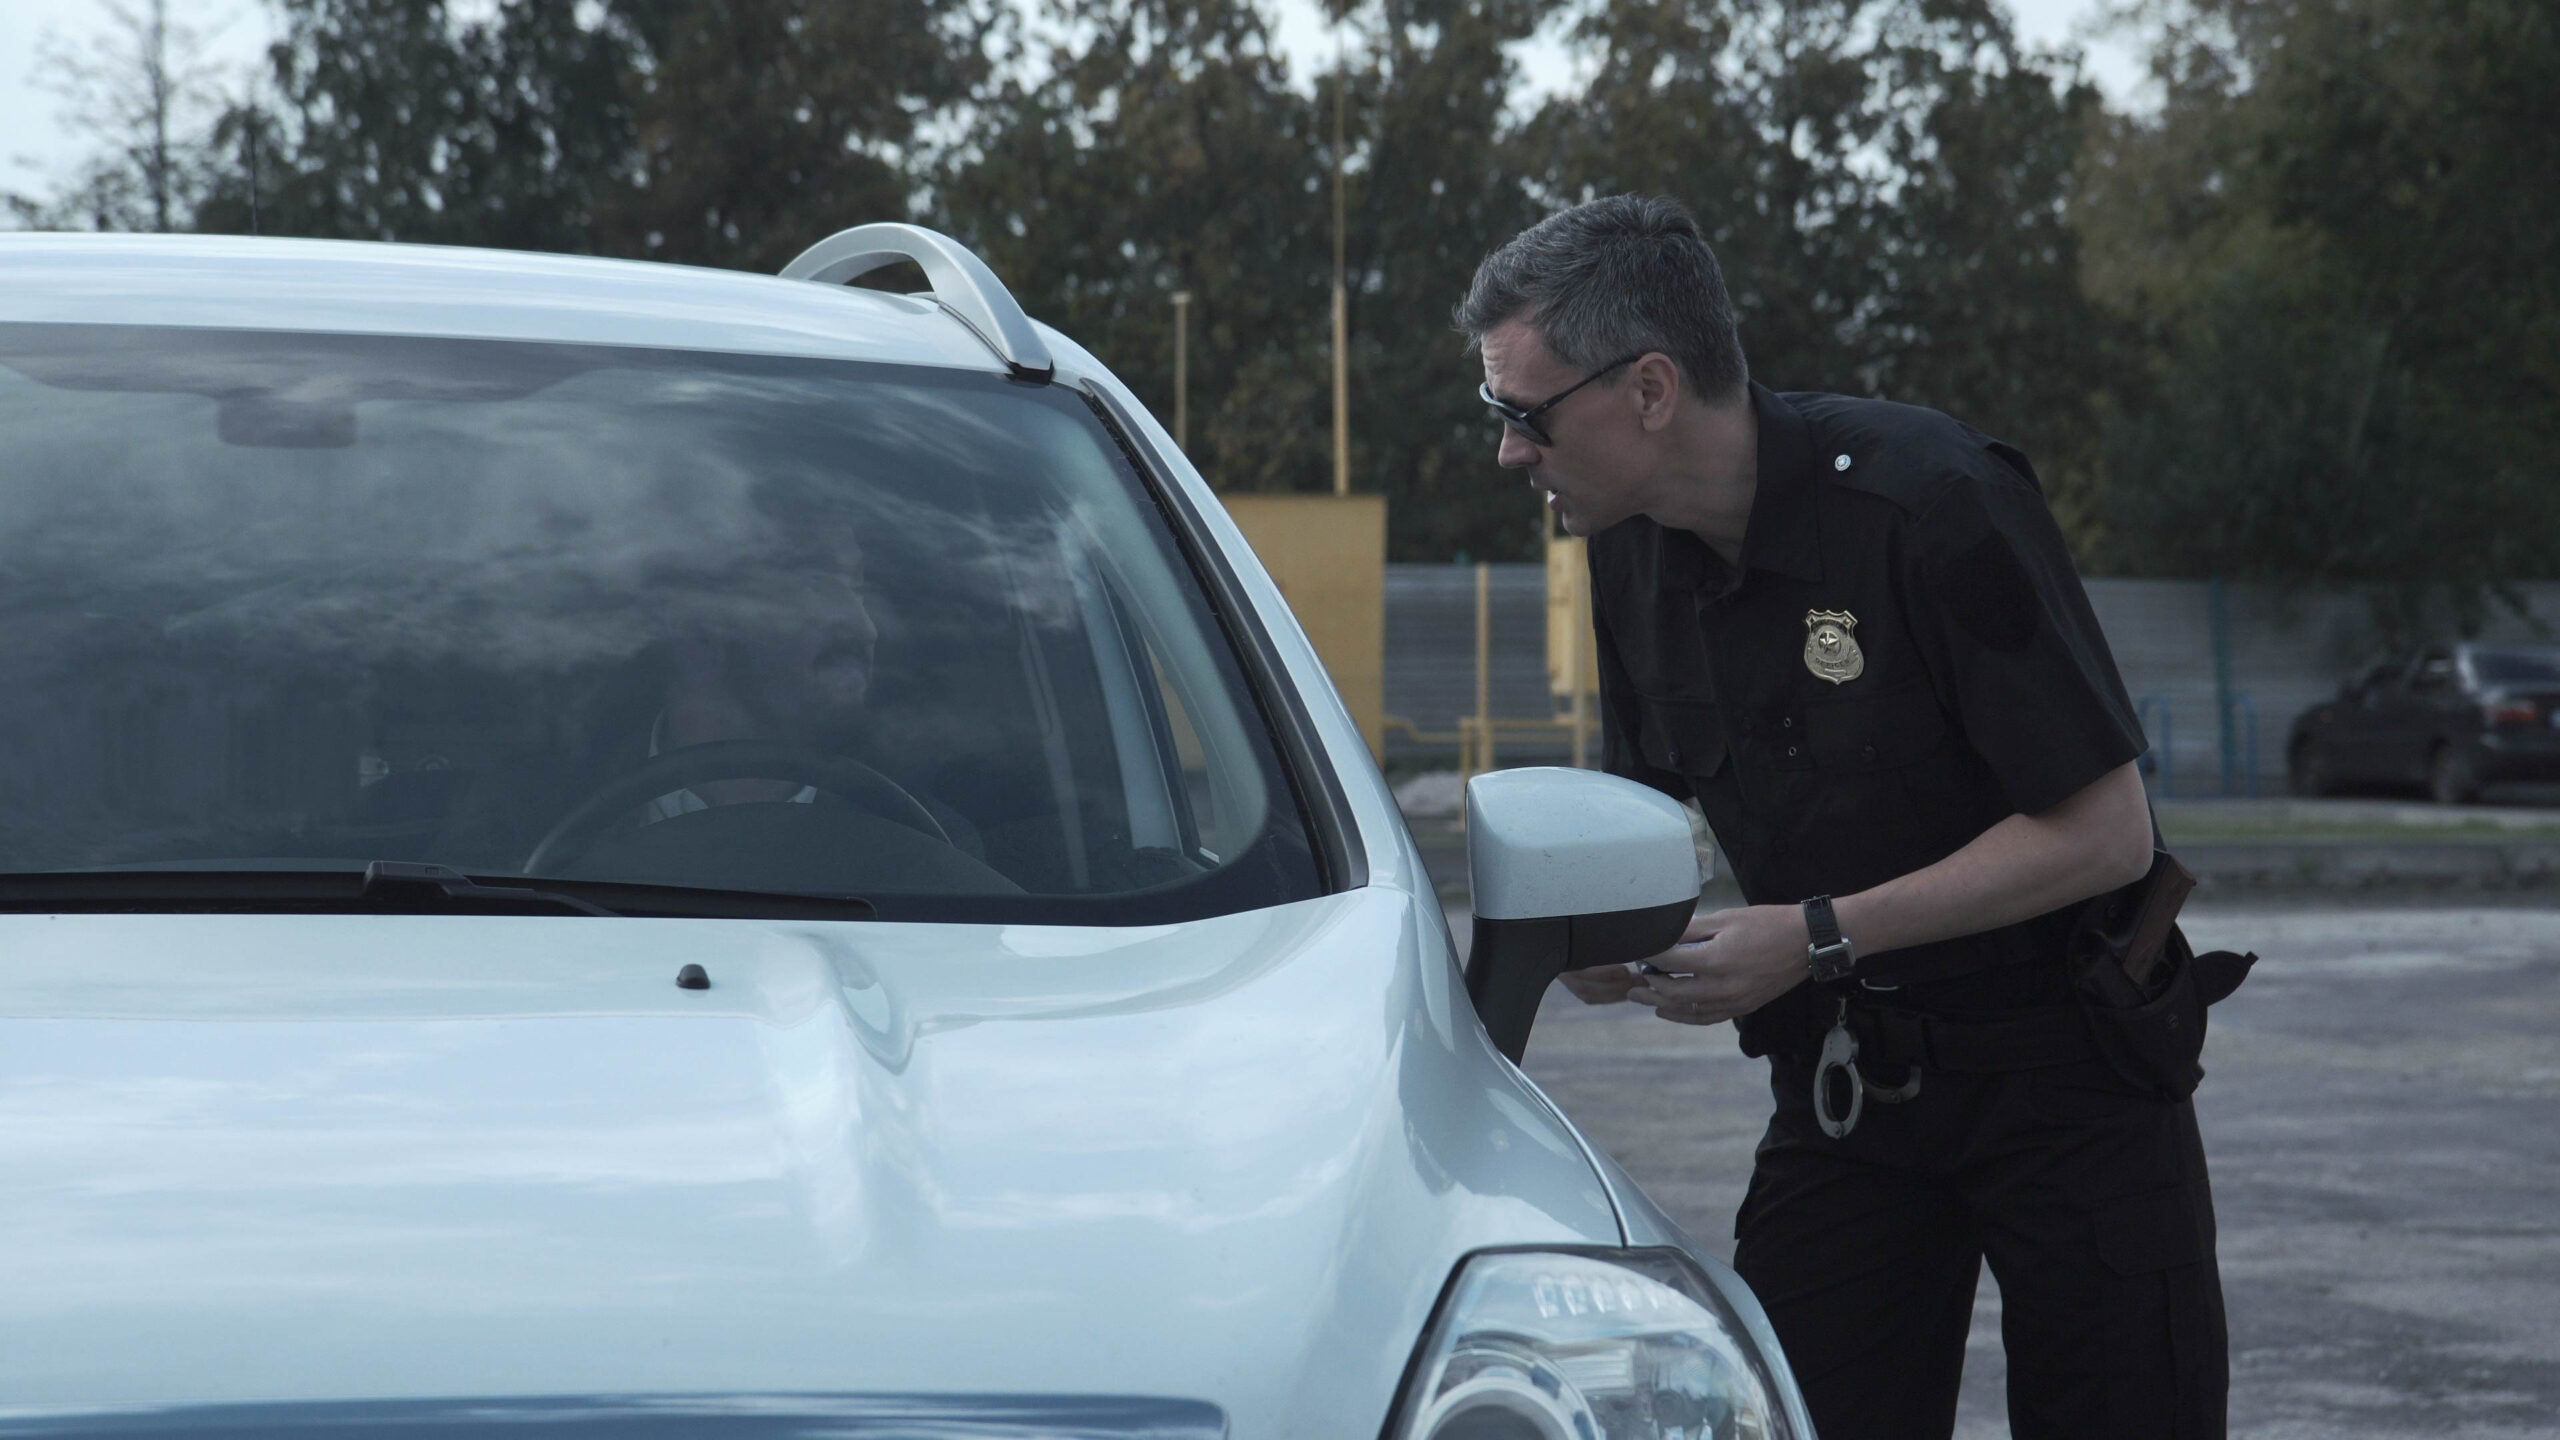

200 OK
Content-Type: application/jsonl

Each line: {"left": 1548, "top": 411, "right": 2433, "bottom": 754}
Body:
{"left": 1802, "top": 895, "right": 1919, "bottom": 1139}
{"left": 1813, "top": 995, "right": 1923, "bottom": 1139}
{"left": 1643, "top": 896, "right": 1918, "bottom": 1139}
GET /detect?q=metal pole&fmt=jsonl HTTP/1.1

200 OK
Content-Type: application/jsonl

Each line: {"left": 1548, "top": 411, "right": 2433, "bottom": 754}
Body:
{"left": 2139, "top": 695, "right": 2176, "bottom": 799}
{"left": 1330, "top": 50, "right": 1350, "bottom": 498}
{"left": 1569, "top": 559, "right": 1591, "bottom": 768}
{"left": 1475, "top": 561, "right": 1495, "bottom": 775}
{"left": 2238, "top": 693, "right": 2260, "bottom": 797}
{"left": 1170, "top": 290, "right": 1192, "bottom": 452}
{"left": 2211, "top": 576, "right": 2237, "bottom": 796}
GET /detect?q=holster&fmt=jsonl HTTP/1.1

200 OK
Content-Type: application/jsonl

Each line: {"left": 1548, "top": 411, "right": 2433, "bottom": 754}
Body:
{"left": 2066, "top": 849, "right": 2257, "bottom": 1099}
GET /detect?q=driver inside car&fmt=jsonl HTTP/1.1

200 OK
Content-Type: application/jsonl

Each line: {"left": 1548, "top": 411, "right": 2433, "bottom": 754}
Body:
{"left": 640, "top": 549, "right": 881, "bottom": 816}
{"left": 430, "top": 528, "right": 985, "bottom": 881}
{"left": 620, "top": 539, "right": 984, "bottom": 856}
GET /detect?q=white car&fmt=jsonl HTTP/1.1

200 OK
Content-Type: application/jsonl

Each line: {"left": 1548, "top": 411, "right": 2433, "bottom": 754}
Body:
{"left": 0, "top": 228, "right": 1813, "bottom": 1440}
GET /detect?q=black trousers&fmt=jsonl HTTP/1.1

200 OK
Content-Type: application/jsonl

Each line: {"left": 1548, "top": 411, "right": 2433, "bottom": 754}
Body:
{"left": 1732, "top": 1046, "right": 2229, "bottom": 1440}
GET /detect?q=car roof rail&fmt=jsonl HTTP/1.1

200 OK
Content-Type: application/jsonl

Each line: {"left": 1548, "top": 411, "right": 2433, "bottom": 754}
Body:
{"left": 780, "top": 223, "right": 1054, "bottom": 382}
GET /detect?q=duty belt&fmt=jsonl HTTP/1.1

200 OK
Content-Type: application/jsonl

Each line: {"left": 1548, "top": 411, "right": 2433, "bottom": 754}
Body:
{"left": 1811, "top": 993, "right": 2097, "bottom": 1139}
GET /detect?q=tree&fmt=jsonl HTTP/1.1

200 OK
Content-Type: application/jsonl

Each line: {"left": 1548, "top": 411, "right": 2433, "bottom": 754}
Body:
{"left": 934, "top": 0, "right": 1337, "bottom": 493}
{"left": 186, "top": 0, "right": 636, "bottom": 251}
{"left": 938, "top": 0, "right": 1567, "bottom": 558}
{"left": 1516, "top": 0, "right": 2119, "bottom": 546}
{"left": 11, "top": 0, "right": 2243, "bottom": 576}
{"left": 185, "top": 0, "right": 987, "bottom": 264}
{"left": 2084, "top": 0, "right": 2560, "bottom": 627}
{"left": 1329, "top": 0, "right": 1550, "bottom": 559}
{"left": 602, "top": 0, "right": 992, "bottom": 272}
{"left": 8, "top": 0, "right": 228, "bottom": 232}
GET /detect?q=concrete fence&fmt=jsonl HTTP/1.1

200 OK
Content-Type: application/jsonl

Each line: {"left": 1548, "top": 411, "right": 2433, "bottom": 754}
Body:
{"left": 1382, "top": 565, "right": 2560, "bottom": 793}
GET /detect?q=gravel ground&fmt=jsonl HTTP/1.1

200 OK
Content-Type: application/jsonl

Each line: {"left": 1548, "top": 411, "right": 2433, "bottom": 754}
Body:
{"left": 1496, "top": 897, "right": 2560, "bottom": 1439}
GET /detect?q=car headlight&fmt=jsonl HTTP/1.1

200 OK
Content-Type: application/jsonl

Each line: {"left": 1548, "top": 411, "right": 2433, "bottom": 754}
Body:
{"left": 1386, "top": 1248, "right": 1804, "bottom": 1440}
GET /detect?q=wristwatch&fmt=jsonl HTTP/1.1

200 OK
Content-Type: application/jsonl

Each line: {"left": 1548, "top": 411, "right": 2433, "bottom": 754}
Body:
{"left": 1803, "top": 895, "right": 1856, "bottom": 983}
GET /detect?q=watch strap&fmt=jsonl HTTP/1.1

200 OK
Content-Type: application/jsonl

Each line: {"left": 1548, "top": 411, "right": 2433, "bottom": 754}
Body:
{"left": 1803, "top": 894, "right": 1842, "bottom": 949}
{"left": 1803, "top": 894, "right": 1855, "bottom": 982}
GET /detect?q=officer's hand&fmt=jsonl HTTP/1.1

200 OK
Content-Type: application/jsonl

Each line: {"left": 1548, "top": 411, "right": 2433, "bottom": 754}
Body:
{"left": 1556, "top": 963, "right": 1642, "bottom": 1005}
{"left": 1627, "top": 905, "right": 1810, "bottom": 1027}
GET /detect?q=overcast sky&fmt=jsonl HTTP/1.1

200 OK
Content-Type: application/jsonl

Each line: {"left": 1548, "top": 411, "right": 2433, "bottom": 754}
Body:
{"left": 1, "top": 0, "right": 2151, "bottom": 203}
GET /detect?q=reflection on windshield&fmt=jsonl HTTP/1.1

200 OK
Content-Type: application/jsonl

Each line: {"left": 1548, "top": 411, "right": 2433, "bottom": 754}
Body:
{"left": 0, "top": 325, "right": 1319, "bottom": 922}
{"left": 2471, "top": 650, "right": 2560, "bottom": 687}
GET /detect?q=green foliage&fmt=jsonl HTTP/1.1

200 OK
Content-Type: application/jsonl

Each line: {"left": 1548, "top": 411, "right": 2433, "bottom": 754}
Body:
{"left": 191, "top": 0, "right": 636, "bottom": 249}
{"left": 25, "top": 0, "right": 2115, "bottom": 563}
{"left": 1326, "top": 0, "right": 1549, "bottom": 560}
{"left": 929, "top": 0, "right": 1555, "bottom": 560}
{"left": 185, "top": 0, "right": 985, "bottom": 260}
{"left": 5, "top": 0, "right": 230, "bottom": 233}
{"left": 2084, "top": 0, "right": 2560, "bottom": 628}
{"left": 45, "top": 0, "right": 2545, "bottom": 584}
{"left": 1517, "top": 0, "right": 2115, "bottom": 549}
{"left": 605, "top": 0, "right": 990, "bottom": 271}
{"left": 931, "top": 0, "right": 1335, "bottom": 494}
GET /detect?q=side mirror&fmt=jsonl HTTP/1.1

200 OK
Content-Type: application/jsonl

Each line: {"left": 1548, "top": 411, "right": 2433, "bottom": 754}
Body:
{"left": 1463, "top": 768, "right": 1701, "bottom": 1063}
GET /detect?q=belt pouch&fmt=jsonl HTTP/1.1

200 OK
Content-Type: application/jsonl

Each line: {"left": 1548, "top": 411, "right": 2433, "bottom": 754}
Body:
{"left": 2069, "top": 922, "right": 2204, "bottom": 1098}
{"left": 2068, "top": 925, "right": 2258, "bottom": 1099}
{"left": 2065, "top": 848, "right": 2257, "bottom": 1098}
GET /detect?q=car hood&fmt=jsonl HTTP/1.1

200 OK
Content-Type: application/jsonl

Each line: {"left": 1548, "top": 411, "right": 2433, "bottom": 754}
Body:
{"left": 0, "top": 889, "right": 1619, "bottom": 1434}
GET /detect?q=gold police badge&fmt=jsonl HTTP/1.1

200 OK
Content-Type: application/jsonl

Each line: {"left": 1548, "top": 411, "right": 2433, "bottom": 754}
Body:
{"left": 1803, "top": 610, "right": 1864, "bottom": 685}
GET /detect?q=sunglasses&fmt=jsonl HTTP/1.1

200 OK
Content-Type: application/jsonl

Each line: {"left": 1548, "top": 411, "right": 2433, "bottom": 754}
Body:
{"left": 1478, "top": 353, "right": 1647, "bottom": 447}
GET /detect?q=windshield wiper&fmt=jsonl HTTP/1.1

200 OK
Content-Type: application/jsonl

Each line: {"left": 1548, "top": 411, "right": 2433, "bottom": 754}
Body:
{"left": 0, "top": 866, "right": 876, "bottom": 921}
{"left": 361, "top": 861, "right": 617, "bottom": 916}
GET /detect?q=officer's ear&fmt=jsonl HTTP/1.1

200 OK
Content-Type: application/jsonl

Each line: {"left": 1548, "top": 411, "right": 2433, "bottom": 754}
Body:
{"left": 1629, "top": 353, "right": 1682, "bottom": 431}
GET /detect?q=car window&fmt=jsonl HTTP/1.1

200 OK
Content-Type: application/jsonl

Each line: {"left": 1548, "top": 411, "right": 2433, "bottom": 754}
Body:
{"left": 0, "top": 323, "right": 1323, "bottom": 922}
{"left": 2468, "top": 649, "right": 2560, "bottom": 687}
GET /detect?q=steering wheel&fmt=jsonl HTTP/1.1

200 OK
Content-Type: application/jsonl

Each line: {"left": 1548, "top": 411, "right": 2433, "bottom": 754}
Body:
{"left": 524, "top": 738, "right": 951, "bottom": 877}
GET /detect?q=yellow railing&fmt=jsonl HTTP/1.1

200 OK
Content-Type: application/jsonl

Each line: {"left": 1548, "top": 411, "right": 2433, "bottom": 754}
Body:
{"left": 1380, "top": 559, "right": 1598, "bottom": 784}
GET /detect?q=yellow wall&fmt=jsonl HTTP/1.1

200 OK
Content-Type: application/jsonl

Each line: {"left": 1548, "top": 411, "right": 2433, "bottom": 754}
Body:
{"left": 1220, "top": 493, "right": 1387, "bottom": 761}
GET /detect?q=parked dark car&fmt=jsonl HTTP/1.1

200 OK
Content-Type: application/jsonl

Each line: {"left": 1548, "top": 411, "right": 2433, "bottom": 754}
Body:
{"left": 2289, "top": 644, "right": 2560, "bottom": 803}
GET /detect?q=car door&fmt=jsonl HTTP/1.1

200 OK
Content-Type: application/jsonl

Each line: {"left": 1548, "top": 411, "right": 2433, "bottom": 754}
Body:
{"left": 2324, "top": 657, "right": 2404, "bottom": 784}
{"left": 2379, "top": 649, "right": 2460, "bottom": 785}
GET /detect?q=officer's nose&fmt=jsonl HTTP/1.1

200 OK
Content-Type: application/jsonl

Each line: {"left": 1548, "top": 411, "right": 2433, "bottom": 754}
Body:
{"left": 1497, "top": 425, "right": 1541, "bottom": 471}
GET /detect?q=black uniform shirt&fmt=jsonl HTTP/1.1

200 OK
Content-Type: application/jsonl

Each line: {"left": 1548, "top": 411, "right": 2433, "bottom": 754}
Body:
{"left": 1591, "top": 383, "right": 2144, "bottom": 1042}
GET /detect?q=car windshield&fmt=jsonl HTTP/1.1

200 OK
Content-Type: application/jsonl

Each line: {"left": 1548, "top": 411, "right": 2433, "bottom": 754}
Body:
{"left": 0, "top": 323, "right": 1322, "bottom": 922}
{"left": 2468, "top": 649, "right": 2560, "bottom": 687}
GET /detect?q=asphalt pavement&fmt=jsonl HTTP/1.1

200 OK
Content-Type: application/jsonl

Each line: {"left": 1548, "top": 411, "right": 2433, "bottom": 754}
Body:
{"left": 1464, "top": 897, "right": 2560, "bottom": 1439}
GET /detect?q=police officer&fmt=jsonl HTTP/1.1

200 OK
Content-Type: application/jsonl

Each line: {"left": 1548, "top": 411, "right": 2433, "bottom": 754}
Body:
{"left": 1456, "top": 194, "right": 2227, "bottom": 1440}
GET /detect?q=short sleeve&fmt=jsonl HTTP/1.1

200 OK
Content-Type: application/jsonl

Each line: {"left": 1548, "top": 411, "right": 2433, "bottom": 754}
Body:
{"left": 1904, "top": 454, "right": 2143, "bottom": 816}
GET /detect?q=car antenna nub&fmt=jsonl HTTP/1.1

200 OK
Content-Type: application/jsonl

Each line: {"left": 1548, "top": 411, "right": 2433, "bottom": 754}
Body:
{"left": 780, "top": 223, "right": 1055, "bottom": 384}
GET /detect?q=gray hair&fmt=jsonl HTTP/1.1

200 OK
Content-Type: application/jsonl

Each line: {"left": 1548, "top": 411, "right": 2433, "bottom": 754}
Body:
{"left": 1454, "top": 194, "right": 1748, "bottom": 402}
